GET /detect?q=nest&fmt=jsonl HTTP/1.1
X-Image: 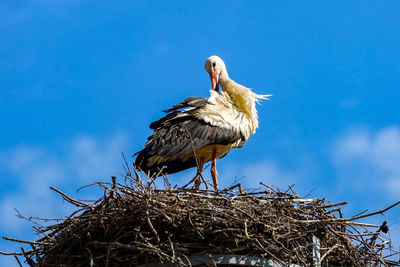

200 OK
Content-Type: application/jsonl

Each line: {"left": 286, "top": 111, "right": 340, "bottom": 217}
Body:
{"left": 2, "top": 166, "right": 400, "bottom": 266}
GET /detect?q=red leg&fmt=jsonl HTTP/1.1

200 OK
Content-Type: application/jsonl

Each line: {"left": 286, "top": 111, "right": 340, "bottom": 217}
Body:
{"left": 211, "top": 148, "right": 218, "bottom": 191}
{"left": 195, "top": 158, "right": 205, "bottom": 190}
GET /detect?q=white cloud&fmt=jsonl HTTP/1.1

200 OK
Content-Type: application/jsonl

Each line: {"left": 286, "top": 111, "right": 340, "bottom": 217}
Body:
{"left": 68, "top": 133, "right": 127, "bottom": 182}
{"left": 333, "top": 125, "right": 400, "bottom": 198}
{"left": 0, "top": 132, "right": 128, "bottom": 233}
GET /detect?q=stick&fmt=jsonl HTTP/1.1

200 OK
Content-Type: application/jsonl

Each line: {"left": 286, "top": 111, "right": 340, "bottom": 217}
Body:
{"left": 50, "top": 186, "right": 90, "bottom": 207}
{"left": 0, "top": 251, "right": 23, "bottom": 256}
{"left": 2, "top": 236, "right": 51, "bottom": 246}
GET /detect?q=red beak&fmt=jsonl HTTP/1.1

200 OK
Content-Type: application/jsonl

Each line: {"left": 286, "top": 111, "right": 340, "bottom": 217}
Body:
{"left": 210, "top": 73, "right": 220, "bottom": 92}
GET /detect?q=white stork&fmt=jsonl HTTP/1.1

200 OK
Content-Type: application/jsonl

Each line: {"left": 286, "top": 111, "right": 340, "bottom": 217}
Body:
{"left": 135, "top": 55, "right": 270, "bottom": 190}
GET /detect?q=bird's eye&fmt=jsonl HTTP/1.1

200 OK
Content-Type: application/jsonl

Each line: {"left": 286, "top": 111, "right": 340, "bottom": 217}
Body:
{"left": 212, "top": 62, "right": 216, "bottom": 67}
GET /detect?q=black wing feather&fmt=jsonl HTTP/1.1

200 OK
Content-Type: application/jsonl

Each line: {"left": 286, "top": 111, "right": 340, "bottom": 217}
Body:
{"left": 162, "top": 97, "right": 208, "bottom": 113}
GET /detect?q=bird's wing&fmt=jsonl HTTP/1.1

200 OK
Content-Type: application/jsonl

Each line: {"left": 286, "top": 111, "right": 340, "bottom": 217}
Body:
{"left": 145, "top": 114, "right": 244, "bottom": 159}
{"left": 135, "top": 97, "right": 246, "bottom": 175}
{"left": 145, "top": 96, "right": 245, "bottom": 159}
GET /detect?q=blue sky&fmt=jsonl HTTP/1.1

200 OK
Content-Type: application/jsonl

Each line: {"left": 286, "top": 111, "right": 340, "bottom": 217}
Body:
{"left": 1, "top": 1, "right": 400, "bottom": 265}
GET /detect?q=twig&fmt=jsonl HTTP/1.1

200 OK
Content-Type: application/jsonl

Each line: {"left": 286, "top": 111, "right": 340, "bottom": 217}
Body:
{"left": 2, "top": 237, "right": 51, "bottom": 246}
{"left": 14, "top": 256, "right": 23, "bottom": 267}
{"left": 347, "top": 201, "right": 400, "bottom": 221}
{"left": 110, "top": 176, "right": 116, "bottom": 199}
{"left": 317, "top": 202, "right": 348, "bottom": 209}
{"left": 121, "top": 152, "right": 132, "bottom": 177}
{"left": 50, "top": 186, "right": 91, "bottom": 207}
{"left": 0, "top": 251, "right": 23, "bottom": 256}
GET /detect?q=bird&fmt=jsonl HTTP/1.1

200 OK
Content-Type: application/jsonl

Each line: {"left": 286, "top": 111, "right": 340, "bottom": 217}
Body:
{"left": 134, "top": 55, "right": 270, "bottom": 190}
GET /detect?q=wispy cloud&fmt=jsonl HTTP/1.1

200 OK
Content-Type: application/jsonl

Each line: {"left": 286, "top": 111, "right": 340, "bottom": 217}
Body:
{"left": 0, "top": 133, "right": 128, "bottom": 253}
{"left": 68, "top": 133, "right": 128, "bottom": 183}
{"left": 333, "top": 125, "right": 400, "bottom": 199}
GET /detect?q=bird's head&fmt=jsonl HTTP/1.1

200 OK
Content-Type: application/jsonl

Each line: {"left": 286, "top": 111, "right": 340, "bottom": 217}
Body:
{"left": 204, "top": 55, "right": 227, "bottom": 92}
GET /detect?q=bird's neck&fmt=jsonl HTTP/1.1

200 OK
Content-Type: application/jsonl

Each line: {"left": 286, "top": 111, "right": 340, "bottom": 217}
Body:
{"left": 219, "top": 76, "right": 259, "bottom": 133}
